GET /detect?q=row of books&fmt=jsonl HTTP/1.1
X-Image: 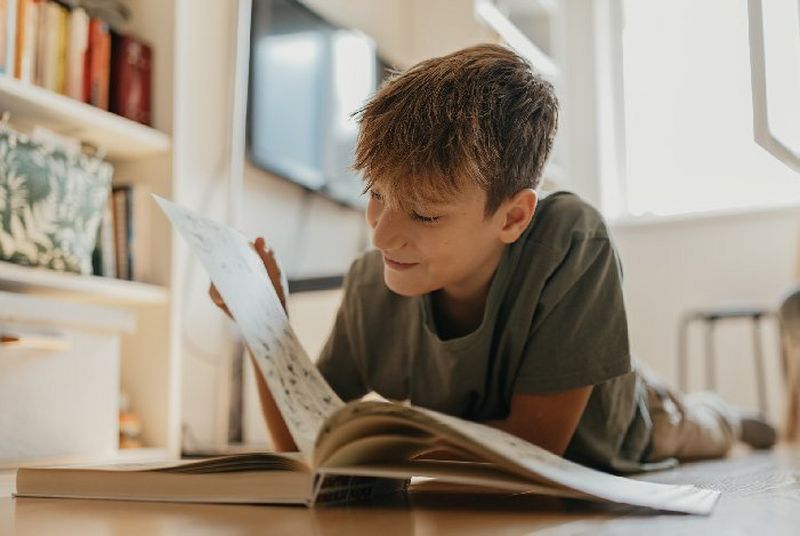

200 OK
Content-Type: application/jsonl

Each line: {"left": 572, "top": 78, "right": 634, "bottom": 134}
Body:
{"left": 93, "top": 184, "right": 151, "bottom": 282}
{"left": 0, "top": 0, "right": 152, "bottom": 125}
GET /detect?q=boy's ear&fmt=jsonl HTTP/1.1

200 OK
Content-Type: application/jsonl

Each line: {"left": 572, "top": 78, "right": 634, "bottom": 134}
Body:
{"left": 498, "top": 189, "right": 538, "bottom": 244}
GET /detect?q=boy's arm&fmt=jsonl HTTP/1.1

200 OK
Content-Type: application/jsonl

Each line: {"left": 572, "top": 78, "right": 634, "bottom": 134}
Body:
{"left": 415, "top": 385, "right": 593, "bottom": 461}
{"left": 210, "top": 236, "right": 299, "bottom": 451}
{"left": 482, "top": 386, "right": 593, "bottom": 456}
{"left": 250, "top": 353, "right": 298, "bottom": 452}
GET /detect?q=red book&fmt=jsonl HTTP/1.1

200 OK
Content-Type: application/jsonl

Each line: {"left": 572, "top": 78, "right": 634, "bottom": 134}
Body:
{"left": 110, "top": 32, "right": 152, "bottom": 125}
{"left": 84, "top": 18, "right": 110, "bottom": 109}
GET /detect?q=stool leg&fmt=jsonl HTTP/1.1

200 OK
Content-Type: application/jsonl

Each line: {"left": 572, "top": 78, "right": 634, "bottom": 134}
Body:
{"left": 678, "top": 317, "right": 690, "bottom": 392}
{"left": 752, "top": 317, "right": 768, "bottom": 415}
{"left": 705, "top": 320, "right": 716, "bottom": 391}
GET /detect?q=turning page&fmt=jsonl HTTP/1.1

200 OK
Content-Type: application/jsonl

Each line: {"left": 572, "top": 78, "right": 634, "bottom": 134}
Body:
{"left": 316, "top": 402, "right": 720, "bottom": 515}
{"left": 413, "top": 406, "right": 720, "bottom": 515}
{"left": 155, "top": 196, "right": 343, "bottom": 455}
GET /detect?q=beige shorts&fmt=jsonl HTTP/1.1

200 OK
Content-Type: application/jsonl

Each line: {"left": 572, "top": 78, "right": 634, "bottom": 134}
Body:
{"left": 640, "top": 368, "right": 740, "bottom": 463}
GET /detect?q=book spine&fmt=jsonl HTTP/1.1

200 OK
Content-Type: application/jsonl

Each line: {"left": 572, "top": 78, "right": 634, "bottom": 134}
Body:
{"left": 13, "top": 0, "right": 30, "bottom": 80}
{"left": 40, "top": 1, "right": 55, "bottom": 90}
{"left": 85, "top": 17, "right": 110, "bottom": 109}
{"left": 110, "top": 32, "right": 152, "bottom": 125}
{"left": 13, "top": 0, "right": 23, "bottom": 78}
{"left": 65, "top": 6, "right": 87, "bottom": 99}
{"left": 112, "top": 186, "right": 131, "bottom": 281}
{"left": 93, "top": 194, "right": 116, "bottom": 277}
{"left": 124, "top": 187, "right": 133, "bottom": 280}
{"left": 0, "top": 0, "right": 6, "bottom": 74}
{"left": 7, "top": 0, "right": 16, "bottom": 75}
{"left": 101, "top": 192, "right": 116, "bottom": 278}
{"left": 2, "top": 0, "right": 17, "bottom": 75}
{"left": 33, "top": 0, "right": 44, "bottom": 85}
{"left": 54, "top": 0, "right": 66, "bottom": 94}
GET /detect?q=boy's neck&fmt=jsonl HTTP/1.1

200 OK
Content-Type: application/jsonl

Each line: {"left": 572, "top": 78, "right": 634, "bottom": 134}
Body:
{"left": 430, "top": 246, "right": 505, "bottom": 340}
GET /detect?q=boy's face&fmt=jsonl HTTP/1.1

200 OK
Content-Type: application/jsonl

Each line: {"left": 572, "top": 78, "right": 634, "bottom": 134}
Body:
{"left": 366, "top": 180, "right": 534, "bottom": 299}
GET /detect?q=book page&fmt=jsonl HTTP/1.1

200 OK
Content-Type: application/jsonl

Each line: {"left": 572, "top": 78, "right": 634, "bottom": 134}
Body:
{"left": 317, "top": 401, "right": 719, "bottom": 515}
{"left": 154, "top": 196, "right": 343, "bottom": 456}
{"left": 413, "top": 407, "right": 719, "bottom": 514}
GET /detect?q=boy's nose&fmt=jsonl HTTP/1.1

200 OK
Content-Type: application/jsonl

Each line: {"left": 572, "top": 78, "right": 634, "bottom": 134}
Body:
{"left": 371, "top": 210, "right": 407, "bottom": 252}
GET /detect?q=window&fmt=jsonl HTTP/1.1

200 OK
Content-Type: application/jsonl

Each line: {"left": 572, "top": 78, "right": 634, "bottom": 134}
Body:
{"left": 615, "top": 0, "right": 800, "bottom": 217}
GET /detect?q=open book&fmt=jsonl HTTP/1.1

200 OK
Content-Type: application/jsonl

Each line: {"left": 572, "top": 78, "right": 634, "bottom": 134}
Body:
{"left": 15, "top": 196, "right": 720, "bottom": 515}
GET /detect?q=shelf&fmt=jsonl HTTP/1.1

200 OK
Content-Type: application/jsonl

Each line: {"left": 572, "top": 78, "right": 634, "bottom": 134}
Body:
{"left": 0, "top": 261, "right": 169, "bottom": 307}
{"left": 0, "top": 75, "right": 171, "bottom": 161}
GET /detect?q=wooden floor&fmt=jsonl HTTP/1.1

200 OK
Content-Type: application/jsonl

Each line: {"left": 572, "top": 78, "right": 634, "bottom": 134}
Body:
{"left": 1, "top": 446, "right": 799, "bottom": 535}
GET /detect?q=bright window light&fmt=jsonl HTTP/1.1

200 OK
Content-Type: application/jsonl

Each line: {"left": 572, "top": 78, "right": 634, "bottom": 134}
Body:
{"left": 620, "top": 0, "right": 800, "bottom": 217}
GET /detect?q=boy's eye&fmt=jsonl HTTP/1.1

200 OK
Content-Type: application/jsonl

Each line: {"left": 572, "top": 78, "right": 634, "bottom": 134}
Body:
{"left": 411, "top": 211, "right": 441, "bottom": 224}
{"left": 369, "top": 189, "right": 383, "bottom": 202}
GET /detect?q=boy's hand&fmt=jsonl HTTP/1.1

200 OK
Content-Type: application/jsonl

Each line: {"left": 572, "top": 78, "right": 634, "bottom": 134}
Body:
{"left": 208, "top": 237, "right": 288, "bottom": 317}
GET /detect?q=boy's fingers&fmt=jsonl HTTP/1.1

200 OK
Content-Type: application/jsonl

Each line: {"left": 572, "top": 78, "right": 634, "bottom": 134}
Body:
{"left": 253, "top": 237, "right": 286, "bottom": 305}
{"left": 208, "top": 283, "right": 232, "bottom": 317}
{"left": 209, "top": 283, "right": 222, "bottom": 304}
{"left": 211, "top": 237, "right": 286, "bottom": 316}
{"left": 253, "top": 237, "right": 281, "bottom": 279}
{"left": 252, "top": 238, "right": 272, "bottom": 267}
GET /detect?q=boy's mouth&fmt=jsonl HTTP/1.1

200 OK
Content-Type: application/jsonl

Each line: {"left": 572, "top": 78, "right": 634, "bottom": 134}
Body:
{"left": 383, "top": 255, "right": 419, "bottom": 271}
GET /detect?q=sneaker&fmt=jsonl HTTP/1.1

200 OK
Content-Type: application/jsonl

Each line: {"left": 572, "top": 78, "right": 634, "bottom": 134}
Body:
{"left": 739, "top": 413, "right": 777, "bottom": 449}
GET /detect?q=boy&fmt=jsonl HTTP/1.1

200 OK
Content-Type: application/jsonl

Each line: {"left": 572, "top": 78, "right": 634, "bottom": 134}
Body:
{"left": 212, "top": 44, "right": 775, "bottom": 472}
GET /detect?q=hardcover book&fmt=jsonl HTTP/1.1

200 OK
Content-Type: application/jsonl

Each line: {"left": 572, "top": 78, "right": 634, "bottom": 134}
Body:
{"left": 110, "top": 32, "right": 152, "bottom": 125}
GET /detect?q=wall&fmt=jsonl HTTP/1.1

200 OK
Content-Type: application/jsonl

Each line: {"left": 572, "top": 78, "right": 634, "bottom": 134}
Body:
{"left": 610, "top": 206, "right": 800, "bottom": 424}
{"left": 171, "top": 0, "right": 242, "bottom": 449}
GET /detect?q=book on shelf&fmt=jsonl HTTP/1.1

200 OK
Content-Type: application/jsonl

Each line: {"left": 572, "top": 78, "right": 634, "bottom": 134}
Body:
{"left": 32, "top": 0, "right": 44, "bottom": 86}
{"left": 110, "top": 32, "right": 152, "bottom": 125}
{"left": 40, "top": 0, "right": 65, "bottom": 93}
{"left": 5, "top": 0, "right": 152, "bottom": 123}
{"left": 99, "top": 184, "right": 151, "bottom": 281}
{"left": 14, "top": 196, "right": 721, "bottom": 515}
{"left": 92, "top": 193, "right": 116, "bottom": 278}
{"left": 111, "top": 185, "right": 130, "bottom": 280}
{"left": 65, "top": 5, "right": 88, "bottom": 100}
{"left": 85, "top": 16, "right": 110, "bottom": 109}
{"left": 13, "top": 0, "right": 36, "bottom": 82}
{"left": 0, "top": 0, "right": 17, "bottom": 75}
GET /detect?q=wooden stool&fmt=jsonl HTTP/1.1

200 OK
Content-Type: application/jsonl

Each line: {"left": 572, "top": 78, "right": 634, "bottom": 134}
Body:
{"left": 677, "top": 307, "right": 784, "bottom": 415}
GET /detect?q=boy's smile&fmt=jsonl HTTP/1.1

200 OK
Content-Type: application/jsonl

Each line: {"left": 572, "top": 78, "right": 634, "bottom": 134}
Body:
{"left": 382, "top": 255, "right": 419, "bottom": 271}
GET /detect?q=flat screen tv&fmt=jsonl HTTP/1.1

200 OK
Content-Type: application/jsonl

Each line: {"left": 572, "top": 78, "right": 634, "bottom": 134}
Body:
{"left": 247, "top": 0, "right": 390, "bottom": 209}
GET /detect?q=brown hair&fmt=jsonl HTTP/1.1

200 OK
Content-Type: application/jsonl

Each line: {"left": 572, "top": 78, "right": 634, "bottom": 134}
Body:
{"left": 352, "top": 43, "right": 559, "bottom": 216}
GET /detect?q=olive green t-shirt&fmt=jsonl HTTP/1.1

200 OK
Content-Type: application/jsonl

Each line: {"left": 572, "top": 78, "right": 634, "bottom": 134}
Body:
{"left": 316, "top": 191, "right": 652, "bottom": 473}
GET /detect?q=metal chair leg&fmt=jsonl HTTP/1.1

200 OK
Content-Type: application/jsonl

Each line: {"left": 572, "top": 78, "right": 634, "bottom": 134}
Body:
{"left": 678, "top": 315, "right": 690, "bottom": 392}
{"left": 752, "top": 316, "right": 768, "bottom": 414}
{"left": 705, "top": 319, "right": 716, "bottom": 391}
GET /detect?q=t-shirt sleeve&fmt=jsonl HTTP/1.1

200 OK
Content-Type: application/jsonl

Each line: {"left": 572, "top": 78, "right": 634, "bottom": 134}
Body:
{"left": 513, "top": 235, "right": 632, "bottom": 394}
{"left": 315, "top": 268, "right": 369, "bottom": 402}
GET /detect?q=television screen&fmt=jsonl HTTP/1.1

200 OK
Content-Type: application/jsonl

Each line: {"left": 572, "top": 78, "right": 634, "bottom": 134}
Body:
{"left": 247, "top": 0, "right": 389, "bottom": 209}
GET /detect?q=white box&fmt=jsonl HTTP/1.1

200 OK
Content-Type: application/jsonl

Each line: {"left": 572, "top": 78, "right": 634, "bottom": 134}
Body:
{"left": 0, "top": 291, "right": 135, "bottom": 466}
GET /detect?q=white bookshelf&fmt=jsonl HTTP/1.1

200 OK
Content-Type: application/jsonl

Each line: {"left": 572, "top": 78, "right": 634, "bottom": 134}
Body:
{"left": 0, "top": 76, "right": 171, "bottom": 160}
{"left": 0, "top": 261, "right": 169, "bottom": 307}
{"left": 0, "top": 0, "right": 183, "bottom": 464}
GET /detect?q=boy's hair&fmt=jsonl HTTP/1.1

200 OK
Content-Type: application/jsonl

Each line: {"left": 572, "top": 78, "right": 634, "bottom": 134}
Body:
{"left": 353, "top": 43, "right": 559, "bottom": 216}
